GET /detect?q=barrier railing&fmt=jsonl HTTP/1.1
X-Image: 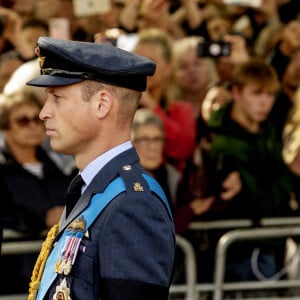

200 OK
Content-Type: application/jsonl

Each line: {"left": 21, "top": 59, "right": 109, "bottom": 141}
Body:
{"left": 168, "top": 217, "right": 300, "bottom": 299}
{"left": 169, "top": 235, "right": 198, "bottom": 300}
{"left": 213, "top": 226, "right": 300, "bottom": 300}
{"left": 188, "top": 217, "right": 300, "bottom": 231}
{"left": 0, "top": 233, "right": 43, "bottom": 300}
{"left": 188, "top": 217, "right": 300, "bottom": 300}
{"left": 1, "top": 232, "right": 197, "bottom": 300}
{"left": 2, "top": 217, "right": 300, "bottom": 300}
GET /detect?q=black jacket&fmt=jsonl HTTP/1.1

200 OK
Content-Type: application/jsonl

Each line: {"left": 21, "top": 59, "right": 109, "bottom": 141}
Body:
{"left": 0, "top": 143, "right": 76, "bottom": 235}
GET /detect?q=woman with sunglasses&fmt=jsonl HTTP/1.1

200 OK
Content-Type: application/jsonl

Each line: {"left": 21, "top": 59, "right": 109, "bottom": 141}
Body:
{"left": 0, "top": 89, "right": 77, "bottom": 295}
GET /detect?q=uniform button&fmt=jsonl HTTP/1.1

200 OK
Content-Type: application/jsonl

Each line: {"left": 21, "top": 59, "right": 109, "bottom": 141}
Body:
{"left": 122, "top": 165, "right": 132, "bottom": 171}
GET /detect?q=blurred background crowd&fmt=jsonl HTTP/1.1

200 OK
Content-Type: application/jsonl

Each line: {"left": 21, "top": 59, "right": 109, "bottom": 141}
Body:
{"left": 0, "top": 0, "right": 300, "bottom": 298}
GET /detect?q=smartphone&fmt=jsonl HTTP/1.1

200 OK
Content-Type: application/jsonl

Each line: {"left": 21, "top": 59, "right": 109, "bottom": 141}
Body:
{"left": 205, "top": 153, "right": 236, "bottom": 198}
{"left": 72, "top": 0, "right": 111, "bottom": 17}
{"left": 197, "top": 41, "right": 231, "bottom": 58}
{"left": 49, "top": 18, "right": 70, "bottom": 40}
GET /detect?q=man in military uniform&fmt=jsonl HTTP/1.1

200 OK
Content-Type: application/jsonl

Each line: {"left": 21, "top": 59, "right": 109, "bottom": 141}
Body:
{"left": 26, "top": 37, "right": 175, "bottom": 300}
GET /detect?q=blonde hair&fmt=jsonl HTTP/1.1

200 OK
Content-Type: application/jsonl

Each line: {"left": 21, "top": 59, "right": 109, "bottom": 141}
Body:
{"left": 172, "top": 36, "right": 220, "bottom": 98}
{"left": 136, "top": 27, "right": 173, "bottom": 63}
{"left": 282, "top": 86, "right": 300, "bottom": 164}
{"left": 134, "top": 28, "right": 175, "bottom": 108}
{"left": 286, "top": 87, "right": 300, "bottom": 125}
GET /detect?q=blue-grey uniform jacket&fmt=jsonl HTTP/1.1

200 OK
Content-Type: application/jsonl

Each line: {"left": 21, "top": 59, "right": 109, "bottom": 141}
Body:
{"left": 44, "top": 147, "right": 175, "bottom": 299}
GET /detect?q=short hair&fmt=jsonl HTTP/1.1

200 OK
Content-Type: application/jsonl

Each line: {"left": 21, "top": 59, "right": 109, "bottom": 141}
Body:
{"left": 22, "top": 18, "right": 49, "bottom": 33}
{"left": 231, "top": 59, "right": 280, "bottom": 93}
{"left": 173, "top": 36, "right": 220, "bottom": 91}
{"left": 135, "top": 28, "right": 173, "bottom": 63}
{"left": 81, "top": 80, "right": 141, "bottom": 128}
{"left": 206, "top": 9, "right": 235, "bottom": 27}
{"left": 131, "top": 108, "right": 164, "bottom": 140}
{"left": 0, "top": 90, "right": 43, "bottom": 129}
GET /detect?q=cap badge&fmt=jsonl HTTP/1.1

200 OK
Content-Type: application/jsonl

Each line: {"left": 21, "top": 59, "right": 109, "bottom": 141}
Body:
{"left": 35, "top": 46, "right": 45, "bottom": 68}
{"left": 134, "top": 182, "right": 144, "bottom": 192}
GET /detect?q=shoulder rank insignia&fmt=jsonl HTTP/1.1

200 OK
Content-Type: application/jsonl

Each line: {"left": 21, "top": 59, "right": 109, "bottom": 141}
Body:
{"left": 134, "top": 182, "right": 144, "bottom": 192}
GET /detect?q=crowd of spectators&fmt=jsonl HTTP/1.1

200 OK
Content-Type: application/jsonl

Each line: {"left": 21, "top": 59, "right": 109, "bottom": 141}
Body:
{"left": 1, "top": 0, "right": 300, "bottom": 297}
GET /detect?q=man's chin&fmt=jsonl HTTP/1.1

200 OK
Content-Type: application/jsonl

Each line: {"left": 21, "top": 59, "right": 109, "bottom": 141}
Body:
{"left": 50, "top": 142, "right": 70, "bottom": 155}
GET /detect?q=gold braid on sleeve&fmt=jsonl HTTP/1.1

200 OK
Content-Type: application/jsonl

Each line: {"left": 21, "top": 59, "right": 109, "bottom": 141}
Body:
{"left": 28, "top": 224, "right": 59, "bottom": 300}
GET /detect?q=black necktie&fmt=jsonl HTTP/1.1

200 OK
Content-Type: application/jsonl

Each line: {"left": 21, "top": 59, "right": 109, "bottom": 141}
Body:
{"left": 66, "top": 174, "right": 84, "bottom": 217}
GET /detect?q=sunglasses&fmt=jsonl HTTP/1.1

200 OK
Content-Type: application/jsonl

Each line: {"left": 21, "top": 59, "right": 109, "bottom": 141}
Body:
{"left": 13, "top": 115, "right": 43, "bottom": 127}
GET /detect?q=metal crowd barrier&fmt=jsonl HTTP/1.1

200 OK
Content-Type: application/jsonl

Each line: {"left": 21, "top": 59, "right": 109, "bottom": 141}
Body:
{"left": 169, "top": 235, "right": 198, "bottom": 300}
{"left": 189, "top": 217, "right": 300, "bottom": 300}
{"left": 1, "top": 232, "right": 198, "bottom": 300}
{"left": 0, "top": 231, "right": 43, "bottom": 300}
{"left": 213, "top": 226, "right": 300, "bottom": 300}
{"left": 2, "top": 217, "right": 300, "bottom": 300}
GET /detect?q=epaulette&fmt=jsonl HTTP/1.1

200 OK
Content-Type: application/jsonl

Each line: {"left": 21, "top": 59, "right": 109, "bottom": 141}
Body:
{"left": 118, "top": 163, "right": 152, "bottom": 198}
{"left": 118, "top": 163, "right": 172, "bottom": 219}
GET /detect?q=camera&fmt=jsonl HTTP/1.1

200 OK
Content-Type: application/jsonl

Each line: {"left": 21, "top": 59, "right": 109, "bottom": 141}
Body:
{"left": 197, "top": 41, "right": 231, "bottom": 58}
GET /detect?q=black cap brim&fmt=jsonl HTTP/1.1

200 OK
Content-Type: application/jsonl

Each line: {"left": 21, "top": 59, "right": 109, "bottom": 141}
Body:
{"left": 26, "top": 75, "right": 84, "bottom": 87}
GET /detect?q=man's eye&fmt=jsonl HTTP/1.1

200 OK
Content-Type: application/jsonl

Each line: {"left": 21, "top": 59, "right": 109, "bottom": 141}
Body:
{"left": 52, "top": 94, "right": 61, "bottom": 100}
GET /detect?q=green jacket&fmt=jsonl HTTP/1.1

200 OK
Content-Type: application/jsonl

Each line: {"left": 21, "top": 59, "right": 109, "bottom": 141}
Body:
{"left": 207, "top": 102, "right": 293, "bottom": 221}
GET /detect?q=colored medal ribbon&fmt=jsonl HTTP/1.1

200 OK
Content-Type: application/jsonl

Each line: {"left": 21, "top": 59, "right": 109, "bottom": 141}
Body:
{"left": 55, "top": 217, "right": 86, "bottom": 276}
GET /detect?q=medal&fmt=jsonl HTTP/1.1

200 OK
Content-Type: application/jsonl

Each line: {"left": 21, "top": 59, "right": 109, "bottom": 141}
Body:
{"left": 52, "top": 278, "right": 71, "bottom": 300}
{"left": 53, "top": 217, "right": 86, "bottom": 299}
{"left": 55, "top": 216, "right": 86, "bottom": 276}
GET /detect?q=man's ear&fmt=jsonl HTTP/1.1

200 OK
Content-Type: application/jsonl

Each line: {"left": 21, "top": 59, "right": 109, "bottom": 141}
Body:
{"left": 95, "top": 90, "right": 113, "bottom": 118}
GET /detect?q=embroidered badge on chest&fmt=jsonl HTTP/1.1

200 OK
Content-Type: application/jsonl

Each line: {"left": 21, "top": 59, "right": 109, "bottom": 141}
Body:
{"left": 53, "top": 278, "right": 71, "bottom": 300}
